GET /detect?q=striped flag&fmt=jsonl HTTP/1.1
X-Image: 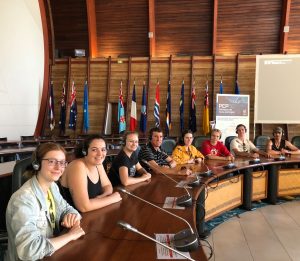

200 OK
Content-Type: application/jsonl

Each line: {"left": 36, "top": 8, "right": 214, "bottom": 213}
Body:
{"left": 154, "top": 81, "right": 160, "bottom": 127}
{"left": 219, "top": 79, "right": 223, "bottom": 94}
{"left": 202, "top": 80, "right": 210, "bottom": 135}
{"left": 129, "top": 82, "right": 137, "bottom": 131}
{"left": 166, "top": 80, "right": 172, "bottom": 136}
{"left": 139, "top": 82, "right": 147, "bottom": 133}
{"left": 58, "top": 81, "right": 66, "bottom": 134}
{"left": 68, "top": 81, "right": 77, "bottom": 130}
{"left": 189, "top": 80, "right": 197, "bottom": 132}
{"left": 179, "top": 80, "right": 184, "bottom": 132}
{"left": 83, "top": 81, "right": 89, "bottom": 133}
{"left": 49, "top": 81, "right": 55, "bottom": 131}
{"left": 235, "top": 80, "right": 240, "bottom": 94}
{"left": 118, "top": 80, "right": 126, "bottom": 133}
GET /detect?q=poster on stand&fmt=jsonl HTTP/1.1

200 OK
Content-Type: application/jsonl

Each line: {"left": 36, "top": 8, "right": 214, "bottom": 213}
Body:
{"left": 215, "top": 94, "right": 250, "bottom": 142}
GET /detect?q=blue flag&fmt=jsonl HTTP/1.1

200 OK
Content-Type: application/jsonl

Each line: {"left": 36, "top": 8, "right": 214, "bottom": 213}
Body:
{"left": 140, "top": 82, "right": 147, "bottom": 133}
{"left": 118, "top": 81, "right": 126, "bottom": 133}
{"left": 189, "top": 81, "right": 197, "bottom": 132}
{"left": 58, "top": 81, "right": 66, "bottom": 134}
{"left": 49, "top": 81, "right": 55, "bottom": 131}
{"left": 68, "top": 81, "right": 77, "bottom": 130}
{"left": 219, "top": 80, "right": 223, "bottom": 94}
{"left": 235, "top": 80, "right": 240, "bottom": 94}
{"left": 179, "top": 80, "right": 184, "bottom": 132}
{"left": 83, "top": 81, "right": 89, "bottom": 133}
{"left": 166, "top": 80, "right": 172, "bottom": 136}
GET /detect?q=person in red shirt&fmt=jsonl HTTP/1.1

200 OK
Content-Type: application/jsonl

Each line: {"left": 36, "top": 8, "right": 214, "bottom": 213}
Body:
{"left": 201, "top": 129, "right": 235, "bottom": 161}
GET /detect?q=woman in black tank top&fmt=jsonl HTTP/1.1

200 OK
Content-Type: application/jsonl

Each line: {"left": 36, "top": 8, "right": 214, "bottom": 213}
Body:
{"left": 266, "top": 127, "right": 300, "bottom": 156}
{"left": 59, "top": 135, "right": 122, "bottom": 212}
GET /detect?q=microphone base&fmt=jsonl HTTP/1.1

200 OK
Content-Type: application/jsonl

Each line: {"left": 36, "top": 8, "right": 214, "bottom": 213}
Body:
{"left": 174, "top": 229, "right": 199, "bottom": 252}
{"left": 198, "top": 170, "right": 213, "bottom": 177}
{"left": 198, "top": 229, "right": 211, "bottom": 239}
{"left": 249, "top": 159, "right": 261, "bottom": 164}
{"left": 223, "top": 163, "right": 236, "bottom": 170}
{"left": 176, "top": 195, "right": 192, "bottom": 207}
{"left": 274, "top": 157, "right": 286, "bottom": 161}
{"left": 187, "top": 177, "right": 201, "bottom": 187}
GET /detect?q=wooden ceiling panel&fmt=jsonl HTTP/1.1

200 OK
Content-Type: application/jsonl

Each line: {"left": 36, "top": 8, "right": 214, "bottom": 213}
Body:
{"left": 288, "top": 0, "right": 300, "bottom": 53}
{"left": 217, "top": 0, "right": 282, "bottom": 55}
{"left": 95, "top": 0, "right": 149, "bottom": 58}
{"left": 155, "top": 0, "right": 213, "bottom": 57}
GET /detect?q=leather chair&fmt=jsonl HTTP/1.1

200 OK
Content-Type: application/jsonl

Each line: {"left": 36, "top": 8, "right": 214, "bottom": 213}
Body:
{"left": 291, "top": 136, "right": 300, "bottom": 149}
{"left": 161, "top": 139, "right": 176, "bottom": 155}
{"left": 12, "top": 157, "right": 32, "bottom": 194}
{"left": 192, "top": 136, "right": 209, "bottom": 150}
{"left": 254, "top": 135, "right": 270, "bottom": 151}
{"left": 225, "top": 136, "right": 236, "bottom": 151}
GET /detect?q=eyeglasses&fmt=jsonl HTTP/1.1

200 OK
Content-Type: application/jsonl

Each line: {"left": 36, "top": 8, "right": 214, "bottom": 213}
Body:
{"left": 42, "top": 158, "right": 68, "bottom": 168}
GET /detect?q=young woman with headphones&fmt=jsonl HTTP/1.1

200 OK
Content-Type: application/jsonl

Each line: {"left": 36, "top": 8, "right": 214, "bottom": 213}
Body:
{"left": 172, "top": 129, "right": 204, "bottom": 164}
{"left": 59, "top": 135, "right": 122, "bottom": 212}
{"left": 108, "top": 131, "right": 152, "bottom": 186}
{"left": 266, "top": 126, "right": 300, "bottom": 156}
{"left": 6, "top": 143, "right": 85, "bottom": 261}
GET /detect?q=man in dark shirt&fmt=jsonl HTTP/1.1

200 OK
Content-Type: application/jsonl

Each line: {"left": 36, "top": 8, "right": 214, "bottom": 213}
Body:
{"left": 138, "top": 127, "right": 191, "bottom": 176}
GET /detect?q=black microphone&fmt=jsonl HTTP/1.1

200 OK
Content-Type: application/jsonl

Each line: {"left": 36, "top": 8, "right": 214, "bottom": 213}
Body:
{"left": 274, "top": 154, "right": 286, "bottom": 161}
{"left": 117, "top": 221, "right": 196, "bottom": 261}
{"left": 249, "top": 158, "right": 261, "bottom": 164}
{"left": 118, "top": 188, "right": 199, "bottom": 252}
{"left": 194, "top": 160, "right": 213, "bottom": 177}
{"left": 141, "top": 159, "right": 192, "bottom": 207}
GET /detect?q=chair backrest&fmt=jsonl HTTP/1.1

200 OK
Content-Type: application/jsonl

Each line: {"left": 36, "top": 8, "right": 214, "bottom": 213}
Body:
{"left": 292, "top": 136, "right": 300, "bottom": 149}
{"left": 192, "top": 136, "right": 209, "bottom": 150}
{"left": 254, "top": 135, "right": 270, "bottom": 151}
{"left": 225, "top": 136, "right": 236, "bottom": 151}
{"left": 12, "top": 157, "right": 32, "bottom": 194}
{"left": 161, "top": 139, "right": 176, "bottom": 155}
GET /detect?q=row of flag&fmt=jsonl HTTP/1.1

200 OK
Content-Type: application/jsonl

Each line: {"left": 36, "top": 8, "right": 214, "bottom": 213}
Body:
{"left": 48, "top": 80, "right": 89, "bottom": 133}
{"left": 118, "top": 78, "right": 240, "bottom": 136}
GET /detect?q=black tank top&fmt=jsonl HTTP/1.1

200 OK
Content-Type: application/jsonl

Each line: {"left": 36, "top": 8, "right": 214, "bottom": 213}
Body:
{"left": 59, "top": 165, "right": 103, "bottom": 210}
{"left": 271, "top": 138, "right": 287, "bottom": 151}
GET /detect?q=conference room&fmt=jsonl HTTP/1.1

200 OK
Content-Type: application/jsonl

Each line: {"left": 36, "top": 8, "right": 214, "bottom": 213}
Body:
{"left": 1, "top": 1, "right": 300, "bottom": 260}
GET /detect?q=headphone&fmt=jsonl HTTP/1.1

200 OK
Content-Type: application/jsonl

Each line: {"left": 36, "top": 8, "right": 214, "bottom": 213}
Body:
{"left": 273, "top": 127, "right": 284, "bottom": 137}
{"left": 82, "top": 142, "right": 88, "bottom": 156}
{"left": 236, "top": 124, "right": 247, "bottom": 134}
{"left": 32, "top": 148, "right": 41, "bottom": 171}
{"left": 149, "top": 127, "right": 162, "bottom": 142}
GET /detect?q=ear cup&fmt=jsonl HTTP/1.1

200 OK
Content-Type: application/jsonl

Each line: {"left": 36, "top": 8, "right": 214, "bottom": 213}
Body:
{"left": 82, "top": 149, "right": 87, "bottom": 156}
{"left": 32, "top": 161, "right": 40, "bottom": 171}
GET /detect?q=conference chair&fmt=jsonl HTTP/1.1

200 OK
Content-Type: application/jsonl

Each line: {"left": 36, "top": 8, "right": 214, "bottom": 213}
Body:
{"left": 225, "top": 136, "right": 236, "bottom": 151}
{"left": 192, "top": 136, "right": 209, "bottom": 150}
{"left": 292, "top": 136, "right": 300, "bottom": 149}
{"left": 254, "top": 135, "right": 270, "bottom": 151}
{"left": 161, "top": 138, "right": 176, "bottom": 155}
{"left": 12, "top": 157, "right": 32, "bottom": 194}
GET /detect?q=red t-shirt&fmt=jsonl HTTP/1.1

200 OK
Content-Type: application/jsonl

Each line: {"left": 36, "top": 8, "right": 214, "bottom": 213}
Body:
{"left": 201, "top": 140, "right": 231, "bottom": 157}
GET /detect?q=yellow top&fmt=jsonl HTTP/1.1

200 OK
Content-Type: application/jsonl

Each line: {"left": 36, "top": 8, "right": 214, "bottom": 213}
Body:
{"left": 47, "top": 190, "right": 56, "bottom": 231}
{"left": 172, "top": 145, "right": 204, "bottom": 164}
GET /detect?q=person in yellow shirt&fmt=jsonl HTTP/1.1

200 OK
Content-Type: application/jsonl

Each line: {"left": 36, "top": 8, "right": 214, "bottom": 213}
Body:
{"left": 172, "top": 129, "right": 204, "bottom": 164}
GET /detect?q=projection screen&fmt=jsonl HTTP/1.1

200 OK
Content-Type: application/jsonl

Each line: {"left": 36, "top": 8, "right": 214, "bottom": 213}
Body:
{"left": 255, "top": 54, "right": 300, "bottom": 123}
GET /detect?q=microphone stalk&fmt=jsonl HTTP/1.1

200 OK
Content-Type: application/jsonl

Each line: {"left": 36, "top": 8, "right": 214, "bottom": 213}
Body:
{"left": 118, "top": 188, "right": 199, "bottom": 252}
{"left": 141, "top": 160, "right": 192, "bottom": 207}
{"left": 117, "top": 221, "right": 196, "bottom": 261}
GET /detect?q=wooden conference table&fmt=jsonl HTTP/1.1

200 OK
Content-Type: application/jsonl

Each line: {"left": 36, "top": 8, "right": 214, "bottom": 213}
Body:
{"left": 43, "top": 155, "right": 300, "bottom": 261}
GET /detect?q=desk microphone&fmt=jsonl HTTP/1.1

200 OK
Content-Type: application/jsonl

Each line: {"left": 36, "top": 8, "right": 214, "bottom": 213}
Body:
{"left": 249, "top": 158, "right": 261, "bottom": 164}
{"left": 118, "top": 188, "right": 199, "bottom": 252}
{"left": 223, "top": 162, "right": 236, "bottom": 169}
{"left": 274, "top": 155, "right": 286, "bottom": 161}
{"left": 195, "top": 160, "right": 213, "bottom": 177}
{"left": 141, "top": 160, "right": 192, "bottom": 207}
{"left": 117, "top": 221, "right": 196, "bottom": 261}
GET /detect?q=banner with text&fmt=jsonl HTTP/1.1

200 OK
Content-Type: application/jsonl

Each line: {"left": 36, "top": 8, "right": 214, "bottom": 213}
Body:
{"left": 215, "top": 94, "right": 250, "bottom": 142}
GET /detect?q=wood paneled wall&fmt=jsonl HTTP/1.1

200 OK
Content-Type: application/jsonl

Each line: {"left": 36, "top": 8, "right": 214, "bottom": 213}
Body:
{"left": 49, "top": 0, "right": 300, "bottom": 57}
{"left": 45, "top": 56, "right": 300, "bottom": 140}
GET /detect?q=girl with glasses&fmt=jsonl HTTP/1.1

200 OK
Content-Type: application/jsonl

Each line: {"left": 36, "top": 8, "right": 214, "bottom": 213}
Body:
{"left": 6, "top": 143, "right": 84, "bottom": 261}
{"left": 59, "top": 135, "right": 122, "bottom": 212}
